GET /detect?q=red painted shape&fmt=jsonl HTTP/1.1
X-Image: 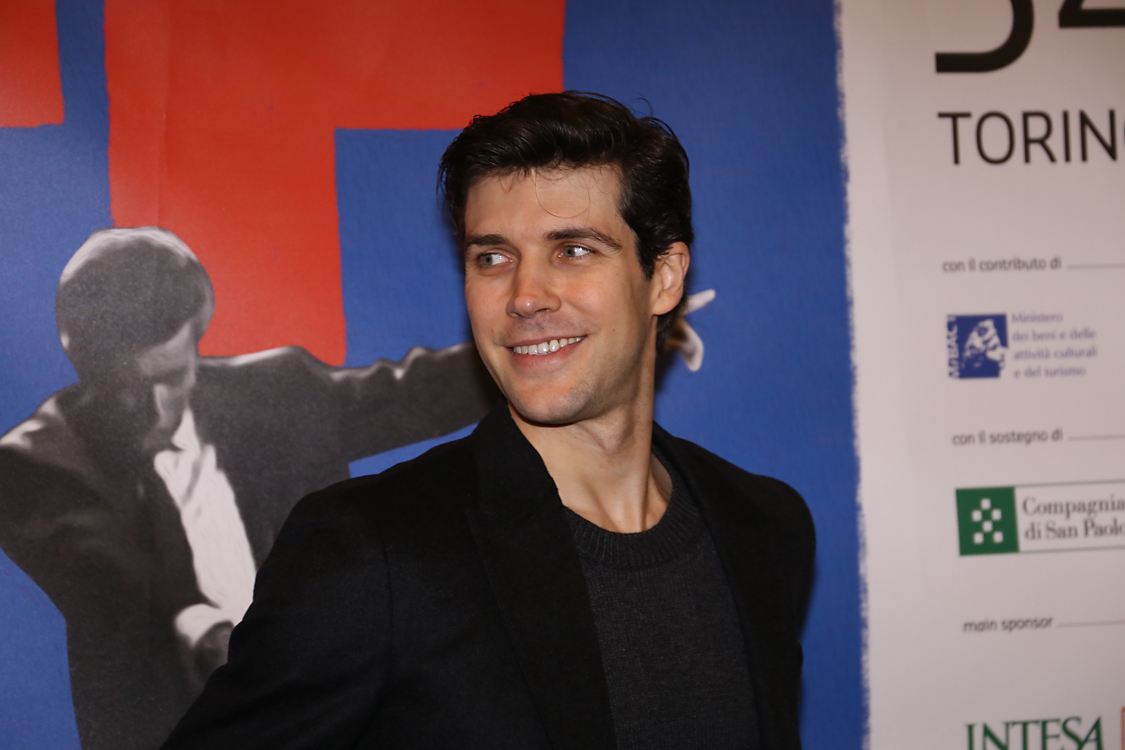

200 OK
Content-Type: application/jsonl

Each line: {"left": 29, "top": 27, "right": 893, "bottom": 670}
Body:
{"left": 105, "top": 0, "right": 565, "bottom": 363}
{"left": 0, "top": 0, "right": 64, "bottom": 127}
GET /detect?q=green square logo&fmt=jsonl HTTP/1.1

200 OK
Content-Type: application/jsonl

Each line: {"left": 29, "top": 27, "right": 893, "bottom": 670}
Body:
{"left": 956, "top": 487, "right": 1019, "bottom": 556}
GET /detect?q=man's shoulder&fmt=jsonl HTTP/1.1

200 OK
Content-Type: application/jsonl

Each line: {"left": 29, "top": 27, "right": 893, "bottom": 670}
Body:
{"left": 0, "top": 388, "right": 103, "bottom": 486}
{"left": 660, "top": 431, "right": 814, "bottom": 538}
{"left": 664, "top": 431, "right": 801, "bottom": 497}
{"left": 283, "top": 435, "right": 478, "bottom": 534}
{"left": 193, "top": 347, "right": 337, "bottom": 423}
{"left": 198, "top": 345, "right": 324, "bottom": 384}
{"left": 1, "top": 389, "right": 74, "bottom": 453}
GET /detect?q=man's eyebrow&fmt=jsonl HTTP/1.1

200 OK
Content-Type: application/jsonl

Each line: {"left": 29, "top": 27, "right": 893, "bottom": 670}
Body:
{"left": 545, "top": 226, "right": 623, "bottom": 250}
{"left": 463, "top": 233, "right": 509, "bottom": 249}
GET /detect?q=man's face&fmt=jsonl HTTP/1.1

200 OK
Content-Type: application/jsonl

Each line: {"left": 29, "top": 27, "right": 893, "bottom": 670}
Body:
{"left": 463, "top": 165, "right": 686, "bottom": 427}
{"left": 81, "top": 318, "right": 200, "bottom": 454}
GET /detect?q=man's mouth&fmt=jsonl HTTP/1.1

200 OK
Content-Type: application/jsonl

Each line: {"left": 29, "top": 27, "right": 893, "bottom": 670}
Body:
{"left": 510, "top": 336, "right": 585, "bottom": 356}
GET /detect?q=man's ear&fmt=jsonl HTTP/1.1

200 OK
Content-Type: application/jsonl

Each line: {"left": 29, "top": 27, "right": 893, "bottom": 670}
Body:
{"left": 652, "top": 242, "right": 691, "bottom": 316}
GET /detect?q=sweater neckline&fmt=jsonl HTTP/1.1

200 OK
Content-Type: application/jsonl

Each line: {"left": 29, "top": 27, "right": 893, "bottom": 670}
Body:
{"left": 564, "top": 452, "right": 703, "bottom": 569}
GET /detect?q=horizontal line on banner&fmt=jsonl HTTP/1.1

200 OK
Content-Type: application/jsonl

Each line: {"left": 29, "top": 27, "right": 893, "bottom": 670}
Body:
{"left": 1013, "top": 544, "right": 1125, "bottom": 556}
{"left": 1068, "top": 435, "right": 1125, "bottom": 441}
{"left": 1067, "top": 263, "right": 1125, "bottom": 270}
{"left": 1056, "top": 620, "right": 1125, "bottom": 628}
{"left": 991, "top": 477, "right": 1125, "bottom": 488}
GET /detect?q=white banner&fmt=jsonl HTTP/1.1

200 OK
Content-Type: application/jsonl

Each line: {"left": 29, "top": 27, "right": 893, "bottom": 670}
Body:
{"left": 841, "top": 0, "right": 1125, "bottom": 746}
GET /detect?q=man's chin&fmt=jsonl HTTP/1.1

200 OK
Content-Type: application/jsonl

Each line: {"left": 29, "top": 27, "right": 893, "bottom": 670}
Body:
{"left": 506, "top": 394, "right": 588, "bottom": 429}
{"left": 138, "top": 424, "right": 181, "bottom": 454}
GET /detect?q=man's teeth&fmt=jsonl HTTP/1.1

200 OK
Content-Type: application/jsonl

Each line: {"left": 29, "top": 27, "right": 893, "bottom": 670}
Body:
{"left": 512, "top": 337, "right": 585, "bottom": 355}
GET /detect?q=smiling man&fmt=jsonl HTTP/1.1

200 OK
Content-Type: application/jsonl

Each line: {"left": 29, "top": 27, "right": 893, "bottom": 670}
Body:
{"left": 163, "top": 92, "right": 815, "bottom": 750}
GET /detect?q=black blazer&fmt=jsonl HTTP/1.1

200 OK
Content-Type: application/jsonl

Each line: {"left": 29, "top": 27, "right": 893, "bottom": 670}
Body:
{"left": 163, "top": 405, "right": 815, "bottom": 750}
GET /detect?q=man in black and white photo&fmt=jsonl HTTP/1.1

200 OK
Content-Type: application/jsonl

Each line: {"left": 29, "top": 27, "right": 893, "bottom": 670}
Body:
{"left": 0, "top": 227, "right": 498, "bottom": 750}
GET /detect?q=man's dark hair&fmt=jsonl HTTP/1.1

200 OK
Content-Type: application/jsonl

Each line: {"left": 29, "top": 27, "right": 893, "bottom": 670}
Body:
{"left": 439, "top": 91, "right": 693, "bottom": 350}
{"left": 56, "top": 227, "right": 214, "bottom": 377}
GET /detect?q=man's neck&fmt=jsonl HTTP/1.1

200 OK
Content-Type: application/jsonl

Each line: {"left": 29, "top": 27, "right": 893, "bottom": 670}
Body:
{"left": 511, "top": 402, "right": 672, "bottom": 534}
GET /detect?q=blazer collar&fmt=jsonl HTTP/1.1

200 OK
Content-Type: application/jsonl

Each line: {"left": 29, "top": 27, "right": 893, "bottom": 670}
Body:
{"left": 656, "top": 424, "right": 799, "bottom": 750}
{"left": 465, "top": 404, "right": 616, "bottom": 750}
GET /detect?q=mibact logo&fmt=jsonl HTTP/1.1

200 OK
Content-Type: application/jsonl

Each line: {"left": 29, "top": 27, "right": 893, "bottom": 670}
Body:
{"left": 965, "top": 716, "right": 1103, "bottom": 750}
{"left": 948, "top": 315, "right": 1009, "bottom": 379}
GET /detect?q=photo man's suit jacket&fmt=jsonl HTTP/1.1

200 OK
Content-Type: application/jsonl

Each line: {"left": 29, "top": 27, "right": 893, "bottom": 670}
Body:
{"left": 0, "top": 343, "right": 496, "bottom": 750}
{"left": 163, "top": 403, "right": 816, "bottom": 750}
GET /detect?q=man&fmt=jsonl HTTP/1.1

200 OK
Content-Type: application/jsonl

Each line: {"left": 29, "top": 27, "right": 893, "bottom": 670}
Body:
{"left": 164, "top": 92, "right": 814, "bottom": 750}
{"left": 0, "top": 227, "right": 498, "bottom": 750}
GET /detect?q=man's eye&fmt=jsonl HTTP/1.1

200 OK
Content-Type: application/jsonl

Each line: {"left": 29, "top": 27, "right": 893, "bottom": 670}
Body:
{"left": 477, "top": 251, "right": 506, "bottom": 267}
{"left": 562, "top": 245, "right": 592, "bottom": 258}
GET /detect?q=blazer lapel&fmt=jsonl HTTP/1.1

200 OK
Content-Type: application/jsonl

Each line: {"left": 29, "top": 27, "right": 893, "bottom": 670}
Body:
{"left": 465, "top": 406, "right": 616, "bottom": 750}
{"left": 653, "top": 425, "right": 802, "bottom": 750}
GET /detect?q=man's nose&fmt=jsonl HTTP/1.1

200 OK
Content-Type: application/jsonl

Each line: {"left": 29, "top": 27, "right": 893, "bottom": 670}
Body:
{"left": 151, "top": 383, "right": 183, "bottom": 429}
{"left": 506, "top": 261, "right": 561, "bottom": 318}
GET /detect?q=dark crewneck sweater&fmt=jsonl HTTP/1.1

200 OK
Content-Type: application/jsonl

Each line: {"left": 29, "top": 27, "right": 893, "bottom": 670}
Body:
{"left": 564, "top": 458, "right": 760, "bottom": 750}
